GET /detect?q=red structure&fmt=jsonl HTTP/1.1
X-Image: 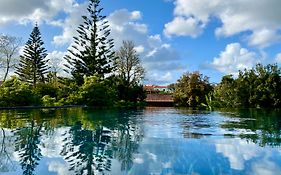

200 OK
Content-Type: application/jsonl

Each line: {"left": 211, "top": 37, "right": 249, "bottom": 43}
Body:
{"left": 144, "top": 85, "right": 174, "bottom": 106}
{"left": 144, "top": 85, "right": 171, "bottom": 94}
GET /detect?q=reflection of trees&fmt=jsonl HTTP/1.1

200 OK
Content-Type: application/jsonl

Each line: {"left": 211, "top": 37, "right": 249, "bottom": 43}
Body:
{"left": 61, "top": 109, "right": 145, "bottom": 174}
{"left": 112, "top": 112, "right": 143, "bottom": 171}
{"left": 220, "top": 109, "right": 281, "bottom": 147}
{"left": 14, "top": 120, "right": 43, "bottom": 175}
{"left": 61, "top": 121, "right": 112, "bottom": 175}
{"left": 0, "top": 108, "right": 145, "bottom": 174}
{"left": 0, "top": 128, "right": 14, "bottom": 172}
{"left": 177, "top": 109, "right": 212, "bottom": 139}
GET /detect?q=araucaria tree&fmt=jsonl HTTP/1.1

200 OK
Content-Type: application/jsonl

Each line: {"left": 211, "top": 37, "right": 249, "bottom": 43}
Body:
{"left": 65, "top": 0, "right": 115, "bottom": 84}
{"left": 16, "top": 25, "right": 49, "bottom": 87}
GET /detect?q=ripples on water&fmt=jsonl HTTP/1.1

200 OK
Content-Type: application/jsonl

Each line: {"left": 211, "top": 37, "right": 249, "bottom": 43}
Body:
{"left": 0, "top": 107, "right": 281, "bottom": 175}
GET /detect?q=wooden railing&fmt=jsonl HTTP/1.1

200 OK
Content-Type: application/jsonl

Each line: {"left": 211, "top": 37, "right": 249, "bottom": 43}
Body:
{"left": 145, "top": 94, "right": 173, "bottom": 102}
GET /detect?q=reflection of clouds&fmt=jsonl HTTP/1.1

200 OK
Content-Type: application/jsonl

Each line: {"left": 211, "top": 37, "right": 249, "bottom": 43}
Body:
{"left": 163, "top": 161, "right": 172, "bottom": 168}
{"left": 252, "top": 158, "right": 281, "bottom": 175}
{"left": 215, "top": 138, "right": 281, "bottom": 174}
{"left": 147, "top": 151, "right": 157, "bottom": 162}
{"left": 48, "top": 161, "right": 74, "bottom": 175}
{"left": 133, "top": 157, "right": 144, "bottom": 164}
{"left": 215, "top": 139, "right": 259, "bottom": 170}
{"left": 40, "top": 128, "right": 70, "bottom": 158}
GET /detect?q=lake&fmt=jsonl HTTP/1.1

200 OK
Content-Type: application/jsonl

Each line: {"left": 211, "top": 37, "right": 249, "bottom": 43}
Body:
{"left": 0, "top": 107, "right": 281, "bottom": 175}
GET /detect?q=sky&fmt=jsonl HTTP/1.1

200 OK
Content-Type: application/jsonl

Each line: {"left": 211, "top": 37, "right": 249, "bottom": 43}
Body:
{"left": 1, "top": 0, "right": 281, "bottom": 85}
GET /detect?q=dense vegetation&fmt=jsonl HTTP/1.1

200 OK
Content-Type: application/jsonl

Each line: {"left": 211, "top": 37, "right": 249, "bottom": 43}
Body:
{"left": 213, "top": 64, "right": 281, "bottom": 108}
{"left": 172, "top": 64, "right": 281, "bottom": 109}
{"left": 172, "top": 71, "right": 213, "bottom": 107}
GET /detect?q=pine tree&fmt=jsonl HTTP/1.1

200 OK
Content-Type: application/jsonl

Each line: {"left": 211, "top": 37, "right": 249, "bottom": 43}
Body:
{"left": 16, "top": 25, "right": 49, "bottom": 87}
{"left": 64, "top": 0, "right": 115, "bottom": 84}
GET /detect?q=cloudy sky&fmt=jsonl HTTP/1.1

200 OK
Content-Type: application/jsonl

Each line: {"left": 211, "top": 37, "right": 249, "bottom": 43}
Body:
{"left": 1, "top": 0, "right": 281, "bottom": 85}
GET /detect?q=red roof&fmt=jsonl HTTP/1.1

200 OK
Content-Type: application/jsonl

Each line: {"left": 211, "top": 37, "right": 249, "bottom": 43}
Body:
{"left": 144, "top": 85, "right": 168, "bottom": 90}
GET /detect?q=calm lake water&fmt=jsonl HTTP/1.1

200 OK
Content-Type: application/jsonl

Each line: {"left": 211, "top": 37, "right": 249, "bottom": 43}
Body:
{"left": 0, "top": 107, "right": 281, "bottom": 175}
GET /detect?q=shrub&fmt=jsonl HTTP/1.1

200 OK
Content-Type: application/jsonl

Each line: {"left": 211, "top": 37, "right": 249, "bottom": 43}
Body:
{"left": 0, "top": 77, "right": 40, "bottom": 106}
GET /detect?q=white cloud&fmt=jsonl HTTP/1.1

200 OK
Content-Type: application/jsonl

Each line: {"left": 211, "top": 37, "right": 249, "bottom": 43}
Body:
{"left": 147, "top": 35, "right": 162, "bottom": 48}
{"left": 0, "top": 0, "right": 86, "bottom": 46}
{"left": 45, "top": 51, "right": 70, "bottom": 77}
{"left": 275, "top": 53, "right": 281, "bottom": 63}
{"left": 164, "top": 17, "right": 203, "bottom": 38}
{"left": 130, "top": 11, "right": 142, "bottom": 20}
{"left": 108, "top": 9, "right": 183, "bottom": 85}
{"left": 210, "top": 43, "right": 260, "bottom": 75}
{"left": 108, "top": 9, "right": 142, "bottom": 26}
{"left": 52, "top": 3, "right": 87, "bottom": 46}
{"left": 0, "top": 0, "right": 76, "bottom": 25}
{"left": 247, "top": 29, "right": 281, "bottom": 48}
{"left": 147, "top": 72, "right": 174, "bottom": 85}
{"left": 134, "top": 45, "right": 145, "bottom": 54}
{"left": 166, "top": 0, "right": 281, "bottom": 47}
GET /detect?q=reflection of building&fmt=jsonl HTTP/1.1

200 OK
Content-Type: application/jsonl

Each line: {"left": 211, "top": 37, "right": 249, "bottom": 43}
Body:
{"left": 144, "top": 85, "right": 173, "bottom": 106}
{"left": 144, "top": 85, "right": 171, "bottom": 94}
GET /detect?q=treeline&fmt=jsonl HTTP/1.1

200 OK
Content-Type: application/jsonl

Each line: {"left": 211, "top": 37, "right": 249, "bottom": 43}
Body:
{"left": 0, "top": 0, "right": 145, "bottom": 107}
{"left": 172, "top": 63, "right": 281, "bottom": 109}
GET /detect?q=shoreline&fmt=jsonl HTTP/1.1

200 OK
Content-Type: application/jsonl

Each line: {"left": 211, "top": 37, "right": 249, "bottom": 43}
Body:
{"left": 0, "top": 105, "right": 87, "bottom": 110}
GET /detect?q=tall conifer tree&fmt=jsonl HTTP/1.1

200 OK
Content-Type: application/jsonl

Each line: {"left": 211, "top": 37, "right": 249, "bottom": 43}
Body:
{"left": 64, "top": 0, "right": 115, "bottom": 84}
{"left": 16, "top": 25, "right": 49, "bottom": 87}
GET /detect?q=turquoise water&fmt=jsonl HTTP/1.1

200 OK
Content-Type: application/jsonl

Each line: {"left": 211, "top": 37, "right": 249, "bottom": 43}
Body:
{"left": 0, "top": 108, "right": 281, "bottom": 175}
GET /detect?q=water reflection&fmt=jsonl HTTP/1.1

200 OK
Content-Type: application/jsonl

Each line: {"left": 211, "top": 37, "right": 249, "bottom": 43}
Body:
{"left": 0, "top": 128, "right": 15, "bottom": 173}
{"left": 61, "top": 122, "right": 112, "bottom": 174}
{"left": 14, "top": 120, "right": 43, "bottom": 175}
{"left": 0, "top": 108, "right": 280, "bottom": 175}
{"left": 219, "top": 109, "right": 281, "bottom": 147}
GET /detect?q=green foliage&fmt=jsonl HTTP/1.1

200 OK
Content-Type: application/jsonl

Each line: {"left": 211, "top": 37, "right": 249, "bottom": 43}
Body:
{"left": 114, "top": 77, "right": 146, "bottom": 104}
{"left": 214, "top": 64, "right": 281, "bottom": 108}
{"left": 16, "top": 25, "right": 49, "bottom": 87}
{"left": 173, "top": 71, "right": 213, "bottom": 107}
{"left": 64, "top": 76, "right": 117, "bottom": 106}
{"left": 0, "top": 76, "right": 40, "bottom": 107}
{"left": 64, "top": 0, "right": 115, "bottom": 84}
{"left": 34, "top": 82, "right": 59, "bottom": 98}
{"left": 213, "top": 75, "right": 238, "bottom": 108}
{"left": 111, "top": 40, "right": 146, "bottom": 106}
{"left": 41, "top": 95, "right": 56, "bottom": 106}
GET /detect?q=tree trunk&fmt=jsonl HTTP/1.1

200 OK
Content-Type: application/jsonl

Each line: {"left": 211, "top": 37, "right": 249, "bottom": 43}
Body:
{"left": 3, "top": 58, "right": 10, "bottom": 82}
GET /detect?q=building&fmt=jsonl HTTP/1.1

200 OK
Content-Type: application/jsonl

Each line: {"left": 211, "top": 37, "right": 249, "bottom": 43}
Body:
{"left": 144, "top": 85, "right": 172, "bottom": 94}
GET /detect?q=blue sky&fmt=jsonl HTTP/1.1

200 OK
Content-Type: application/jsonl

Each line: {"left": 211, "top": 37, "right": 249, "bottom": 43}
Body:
{"left": 1, "top": 0, "right": 281, "bottom": 85}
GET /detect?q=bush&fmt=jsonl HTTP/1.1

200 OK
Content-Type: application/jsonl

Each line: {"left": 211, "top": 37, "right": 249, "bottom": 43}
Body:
{"left": 42, "top": 95, "right": 56, "bottom": 106}
{"left": 0, "top": 77, "right": 40, "bottom": 106}
{"left": 173, "top": 71, "right": 213, "bottom": 107}
{"left": 64, "top": 76, "right": 117, "bottom": 106}
{"left": 34, "top": 83, "right": 59, "bottom": 98}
